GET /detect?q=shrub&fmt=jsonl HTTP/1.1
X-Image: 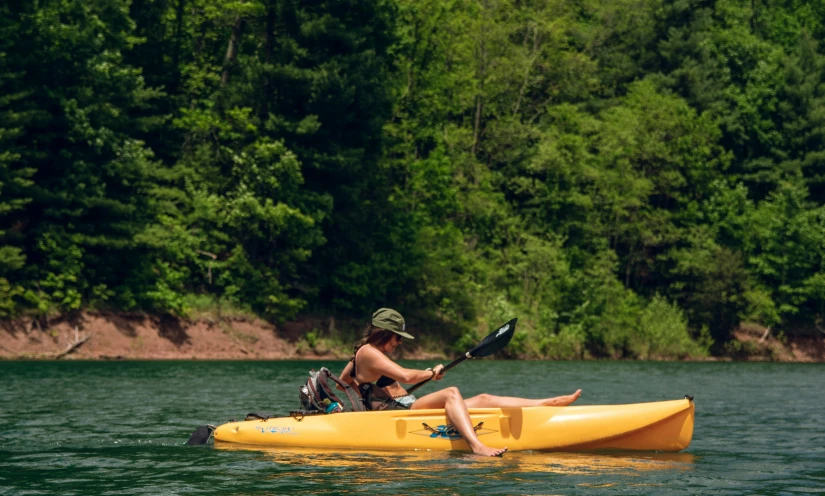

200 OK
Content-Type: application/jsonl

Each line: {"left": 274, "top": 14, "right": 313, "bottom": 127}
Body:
{"left": 635, "top": 295, "right": 709, "bottom": 359}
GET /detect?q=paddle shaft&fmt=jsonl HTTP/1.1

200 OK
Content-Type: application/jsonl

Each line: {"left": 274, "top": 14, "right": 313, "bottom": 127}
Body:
{"left": 406, "top": 352, "right": 470, "bottom": 394}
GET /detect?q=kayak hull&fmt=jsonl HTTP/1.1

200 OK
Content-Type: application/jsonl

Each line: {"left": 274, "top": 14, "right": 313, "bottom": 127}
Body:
{"left": 212, "top": 397, "right": 694, "bottom": 452}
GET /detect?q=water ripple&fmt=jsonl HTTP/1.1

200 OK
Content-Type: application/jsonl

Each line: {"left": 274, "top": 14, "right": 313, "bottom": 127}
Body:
{"left": 1, "top": 360, "right": 824, "bottom": 495}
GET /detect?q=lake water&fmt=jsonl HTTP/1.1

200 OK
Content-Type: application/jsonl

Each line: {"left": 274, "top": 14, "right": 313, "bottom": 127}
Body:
{"left": 1, "top": 360, "right": 823, "bottom": 495}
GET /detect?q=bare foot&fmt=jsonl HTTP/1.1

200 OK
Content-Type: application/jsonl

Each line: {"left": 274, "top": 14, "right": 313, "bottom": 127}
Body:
{"left": 471, "top": 445, "right": 509, "bottom": 457}
{"left": 542, "top": 389, "right": 581, "bottom": 407}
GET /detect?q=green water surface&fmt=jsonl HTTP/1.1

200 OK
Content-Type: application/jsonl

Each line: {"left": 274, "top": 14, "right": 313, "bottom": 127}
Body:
{"left": 1, "top": 360, "right": 823, "bottom": 495}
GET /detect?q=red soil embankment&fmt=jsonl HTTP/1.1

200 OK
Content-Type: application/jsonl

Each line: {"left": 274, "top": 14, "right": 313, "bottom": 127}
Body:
{"left": 0, "top": 312, "right": 339, "bottom": 360}
{"left": 730, "top": 323, "right": 825, "bottom": 362}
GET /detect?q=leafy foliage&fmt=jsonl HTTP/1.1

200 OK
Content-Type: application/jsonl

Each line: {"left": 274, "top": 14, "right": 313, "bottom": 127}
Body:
{"left": 3, "top": 0, "right": 825, "bottom": 358}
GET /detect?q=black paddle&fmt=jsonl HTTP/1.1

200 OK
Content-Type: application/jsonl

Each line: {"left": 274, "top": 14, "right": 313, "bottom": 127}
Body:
{"left": 186, "top": 424, "right": 216, "bottom": 445}
{"left": 406, "top": 318, "right": 517, "bottom": 394}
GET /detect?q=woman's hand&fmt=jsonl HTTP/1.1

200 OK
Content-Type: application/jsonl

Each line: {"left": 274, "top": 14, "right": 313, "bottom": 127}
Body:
{"left": 431, "top": 364, "right": 445, "bottom": 381}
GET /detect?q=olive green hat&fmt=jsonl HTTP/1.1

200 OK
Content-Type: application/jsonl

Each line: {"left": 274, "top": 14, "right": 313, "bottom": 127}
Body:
{"left": 372, "top": 308, "right": 414, "bottom": 339}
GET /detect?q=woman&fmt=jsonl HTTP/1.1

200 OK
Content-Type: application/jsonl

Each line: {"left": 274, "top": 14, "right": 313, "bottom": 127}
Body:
{"left": 339, "top": 308, "right": 582, "bottom": 457}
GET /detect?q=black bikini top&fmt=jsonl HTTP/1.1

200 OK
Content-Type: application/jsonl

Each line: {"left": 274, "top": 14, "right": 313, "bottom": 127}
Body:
{"left": 351, "top": 346, "right": 396, "bottom": 387}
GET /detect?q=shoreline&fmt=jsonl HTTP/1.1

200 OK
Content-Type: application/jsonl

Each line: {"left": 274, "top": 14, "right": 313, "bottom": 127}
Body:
{"left": 2, "top": 311, "right": 823, "bottom": 362}
{"left": 0, "top": 311, "right": 446, "bottom": 361}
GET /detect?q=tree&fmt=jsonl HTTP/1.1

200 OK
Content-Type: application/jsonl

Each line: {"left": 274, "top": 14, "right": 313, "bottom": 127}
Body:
{"left": 0, "top": 8, "right": 34, "bottom": 315}
{"left": 1, "top": 1, "right": 162, "bottom": 315}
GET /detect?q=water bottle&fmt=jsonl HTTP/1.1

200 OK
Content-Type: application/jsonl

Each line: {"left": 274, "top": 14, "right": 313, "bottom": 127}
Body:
{"left": 325, "top": 401, "right": 342, "bottom": 413}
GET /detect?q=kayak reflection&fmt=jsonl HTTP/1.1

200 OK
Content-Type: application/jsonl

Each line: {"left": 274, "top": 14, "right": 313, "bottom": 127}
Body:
{"left": 215, "top": 444, "right": 695, "bottom": 475}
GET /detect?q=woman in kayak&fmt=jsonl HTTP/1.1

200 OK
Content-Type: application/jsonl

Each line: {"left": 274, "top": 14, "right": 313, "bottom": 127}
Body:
{"left": 339, "top": 308, "right": 582, "bottom": 457}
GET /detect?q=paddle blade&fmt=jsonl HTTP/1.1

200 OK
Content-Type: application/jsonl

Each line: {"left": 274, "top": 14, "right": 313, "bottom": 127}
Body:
{"left": 186, "top": 425, "right": 215, "bottom": 445}
{"left": 470, "top": 318, "right": 517, "bottom": 358}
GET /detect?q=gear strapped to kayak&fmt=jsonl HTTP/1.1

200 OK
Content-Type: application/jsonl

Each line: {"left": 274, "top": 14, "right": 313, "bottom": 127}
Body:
{"left": 297, "top": 367, "right": 412, "bottom": 413}
{"left": 298, "top": 367, "right": 366, "bottom": 413}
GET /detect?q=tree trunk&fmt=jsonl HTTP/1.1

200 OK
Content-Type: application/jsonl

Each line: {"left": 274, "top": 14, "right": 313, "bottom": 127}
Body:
{"left": 221, "top": 14, "right": 245, "bottom": 86}
{"left": 260, "top": 0, "right": 276, "bottom": 119}
{"left": 471, "top": 37, "right": 486, "bottom": 158}
{"left": 513, "top": 25, "right": 540, "bottom": 117}
{"left": 171, "top": 0, "right": 186, "bottom": 92}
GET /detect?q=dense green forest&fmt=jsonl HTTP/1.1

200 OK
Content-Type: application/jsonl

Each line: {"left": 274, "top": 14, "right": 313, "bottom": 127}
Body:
{"left": 3, "top": 0, "right": 825, "bottom": 358}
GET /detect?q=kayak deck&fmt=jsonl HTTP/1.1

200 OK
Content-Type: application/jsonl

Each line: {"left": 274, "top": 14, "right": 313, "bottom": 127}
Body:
{"left": 212, "top": 397, "right": 694, "bottom": 452}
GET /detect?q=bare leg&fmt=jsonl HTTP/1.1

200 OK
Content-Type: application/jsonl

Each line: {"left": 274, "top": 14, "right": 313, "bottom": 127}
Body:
{"left": 412, "top": 387, "right": 508, "bottom": 457}
{"left": 464, "top": 390, "right": 582, "bottom": 409}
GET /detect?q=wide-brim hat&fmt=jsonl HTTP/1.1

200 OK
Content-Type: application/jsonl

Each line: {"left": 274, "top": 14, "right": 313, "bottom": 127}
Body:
{"left": 372, "top": 308, "right": 414, "bottom": 339}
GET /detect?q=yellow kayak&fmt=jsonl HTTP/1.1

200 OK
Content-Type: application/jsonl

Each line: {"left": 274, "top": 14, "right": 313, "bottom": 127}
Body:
{"left": 212, "top": 397, "right": 694, "bottom": 452}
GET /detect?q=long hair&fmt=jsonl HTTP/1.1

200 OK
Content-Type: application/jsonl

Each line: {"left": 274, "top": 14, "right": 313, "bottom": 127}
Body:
{"left": 351, "top": 325, "right": 397, "bottom": 360}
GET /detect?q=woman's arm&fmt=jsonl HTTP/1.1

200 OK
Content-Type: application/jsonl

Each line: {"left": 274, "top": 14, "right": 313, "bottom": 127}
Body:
{"left": 337, "top": 360, "right": 358, "bottom": 390}
{"left": 358, "top": 346, "right": 442, "bottom": 384}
